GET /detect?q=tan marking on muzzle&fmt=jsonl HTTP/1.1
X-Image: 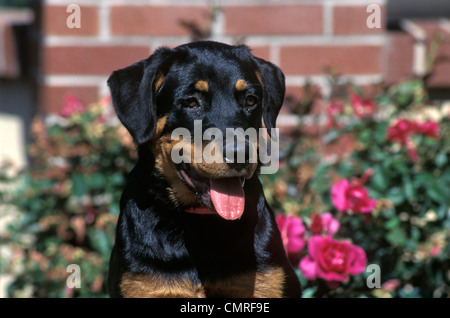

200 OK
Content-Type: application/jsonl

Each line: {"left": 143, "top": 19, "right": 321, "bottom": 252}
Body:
{"left": 153, "top": 134, "right": 198, "bottom": 207}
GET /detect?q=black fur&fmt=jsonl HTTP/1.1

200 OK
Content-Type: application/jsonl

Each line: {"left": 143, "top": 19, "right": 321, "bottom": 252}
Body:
{"left": 107, "top": 41, "right": 301, "bottom": 297}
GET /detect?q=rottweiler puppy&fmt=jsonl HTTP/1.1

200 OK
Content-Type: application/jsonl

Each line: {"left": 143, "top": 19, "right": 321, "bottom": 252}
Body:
{"left": 107, "top": 41, "right": 301, "bottom": 298}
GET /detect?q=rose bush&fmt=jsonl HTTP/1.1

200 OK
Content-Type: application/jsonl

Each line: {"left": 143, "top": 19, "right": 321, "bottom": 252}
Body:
{"left": 263, "top": 77, "right": 450, "bottom": 297}
{"left": 386, "top": 118, "right": 440, "bottom": 161}
{"left": 1, "top": 95, "right": 136, "bottom": 297}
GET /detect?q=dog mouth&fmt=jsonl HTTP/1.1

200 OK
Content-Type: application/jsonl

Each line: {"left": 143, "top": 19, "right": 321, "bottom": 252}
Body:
{"left": 176, "top": 164, "right": 246, "bottom": 220}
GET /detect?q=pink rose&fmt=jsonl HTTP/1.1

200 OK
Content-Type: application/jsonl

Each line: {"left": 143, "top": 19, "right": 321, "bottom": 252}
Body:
{"left": 386, "top": 119, "right": 416, "bottom": 145}
{"left": 331, "top": 179, "right": 376, "bottom": 213}
{"left": 387, "top": 119, "right": 440, "bottom": 161}
{"left": 325, "top": 100, "right": 345, "bottom": 130}
{"left": 417, "top": 120, "right": 439, "bottom": 139}
{"left": 350, "top": 93, "right": 374, "bottom": 118}
{"left": 309, "top": 212, "right": 340, "bottom": 236}
{"left": 381, "top": 279, "right": 401, "bottom": 292}
{"left": 327, "top": 100, "right": 345, "bottom": 117}
{"left": 387, "top": 119, "right": 440, "bottom": 143}
{"left": 299, "top": 235, "right": 367, "bottom": 282}
{"left": 61, "top": 94, "right": 84, "bottom": 118}
{"left": 276, "top": 214, "right": 306, "bottom": 257}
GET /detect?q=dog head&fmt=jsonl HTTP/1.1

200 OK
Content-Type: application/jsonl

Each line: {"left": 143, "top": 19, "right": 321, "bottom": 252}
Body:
{"left": 108, "top": 41, "right": 285, "bottom": 220}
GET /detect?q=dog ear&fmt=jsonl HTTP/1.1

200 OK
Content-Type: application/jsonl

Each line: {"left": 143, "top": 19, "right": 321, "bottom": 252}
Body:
{"left": 253, "top": 57, "right": 285, "bottom": 136}
{"left": 107, "top": 47, "right": 172, "bottom": 145}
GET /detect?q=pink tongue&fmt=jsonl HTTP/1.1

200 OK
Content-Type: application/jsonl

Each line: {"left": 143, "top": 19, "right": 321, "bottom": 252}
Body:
{"left": 210, "top": 178, "right": 245, "bottom": 220}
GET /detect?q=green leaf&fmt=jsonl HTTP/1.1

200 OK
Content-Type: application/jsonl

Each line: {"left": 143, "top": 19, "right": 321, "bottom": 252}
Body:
{"left": 374, "top": 122, "right": 389, "bottom": 143}
{"left": 337, "top": 161, "right": 354, "bottom": 178}
{"left": 72, "top": 173, "right": 87, "bottom": 197}
{"left": 386, "top": 227, "right": 407, "bottom": 246}
{"left": 110, "top": 173, "right": 125, "bottom": 186}
{"left": 387, "top": 187, "right": 404, "bottom": 205}
{"left": 109, "top": 204, "right": 120, "bottom": 216}
{"left": 301, "top": 287, "right": 318, "bottom": 298}
{"left": 426, "top": 183, "right": 447, "bottom": 204}
{"left": 410, "top": 226, "right": 420, "bottom": 242}
{"left": 322, "top": 130, "right": 340, "bottom": 144}
{"left": 88, "top": 173, "right": 106, "bottom": 190}
{"left": 47, "top": 125, "right": 62, "bottom": 137}
{"left": 385, "top": 217, "right": 399, "bottom": 230}
{"left": 371, "top": 165, "right": 388, "bottom": 191}
{"left": 416, "top": 173, "right": 435, "bottom": 187}
{"left": 435, "top": 151, "right": 448, "bottom": 167}
{"left": 437, "top": 204, "right": 448, "bottom": 220}
{"left": 357, "top": 129, "right": 372, "bottom": 147}
{"left": 88, "top": 228, "right": 111, "bottom": 258}
{"left": 403, "top": 175, "right": 414, "bottom": 200}
{"left": 392, "top": 160, "right": 408, "bottom": 174}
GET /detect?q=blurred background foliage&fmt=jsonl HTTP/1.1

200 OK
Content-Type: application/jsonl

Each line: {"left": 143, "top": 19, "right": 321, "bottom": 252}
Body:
{"left": 0, "top": 76, "right": 449, "bottom": 297}
{"left": 262, "top": 76, "right": 450, "bottom": 298}
{"left": 1, "top": 97, "right": 136, "bottom": 297}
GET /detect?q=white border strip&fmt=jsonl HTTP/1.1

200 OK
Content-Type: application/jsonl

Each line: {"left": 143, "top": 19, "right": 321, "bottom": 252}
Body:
{"left": 44, "top": 75, "right": 108, "bottom": 86}
{"left": 45, "top": 34, "right": 386, "bottom": 47}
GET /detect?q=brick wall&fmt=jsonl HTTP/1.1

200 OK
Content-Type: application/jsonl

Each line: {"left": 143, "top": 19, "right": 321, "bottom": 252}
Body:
{"left": 35, "top": 0, "right": 386, "bottom": 114}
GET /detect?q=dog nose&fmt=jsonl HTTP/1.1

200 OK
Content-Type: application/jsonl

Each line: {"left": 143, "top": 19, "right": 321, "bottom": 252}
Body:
{"left": 223, "top": 140, "right": 251, "bottom": 168}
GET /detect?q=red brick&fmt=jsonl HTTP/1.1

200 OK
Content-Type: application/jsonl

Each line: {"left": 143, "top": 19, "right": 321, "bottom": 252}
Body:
{"left": 43, "top": 5, "right": 98, "bottom": 36}
{"left": 224, "top": 5, "right": 323, "bottom": 35}
{"left": 333, "top": 5, "right": 385, "bottom": 35}
{"left": 110, "top": 5, "right": 210, "bottom": 36}
{"left": 39, "top": 85, "right": 99, "bottom": 114}
{"left": 384, "top": 32, "right": 414, "bottom": 84}
{"left": 249, "top": 46, "right": 271, "bottom": 61}
{"left": 42, "top": 45, "right": 151, "bottom": 75}
{"left": 280, "top": 45, "right": 382, "bottom": 75}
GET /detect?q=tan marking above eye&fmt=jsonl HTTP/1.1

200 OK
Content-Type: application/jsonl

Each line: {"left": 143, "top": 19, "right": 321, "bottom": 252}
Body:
{"left": 194, "top": 80, "right": 209, "bottom": 92}
{"left": 154, "top": 72, "right": 165, "bottom": 92}
{"left": 255, "top": 71, "right": 263, "bottom": 87}
{"left": 235, "top": 79, "right": 247, "bottom": 91}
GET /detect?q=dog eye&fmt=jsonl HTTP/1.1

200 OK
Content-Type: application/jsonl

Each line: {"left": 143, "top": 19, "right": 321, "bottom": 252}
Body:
{"left": 184, "top": 97, "right": 200, "bottom": 108}
{"left": 245, "top": 95, "right": 258, "bottom": 109}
